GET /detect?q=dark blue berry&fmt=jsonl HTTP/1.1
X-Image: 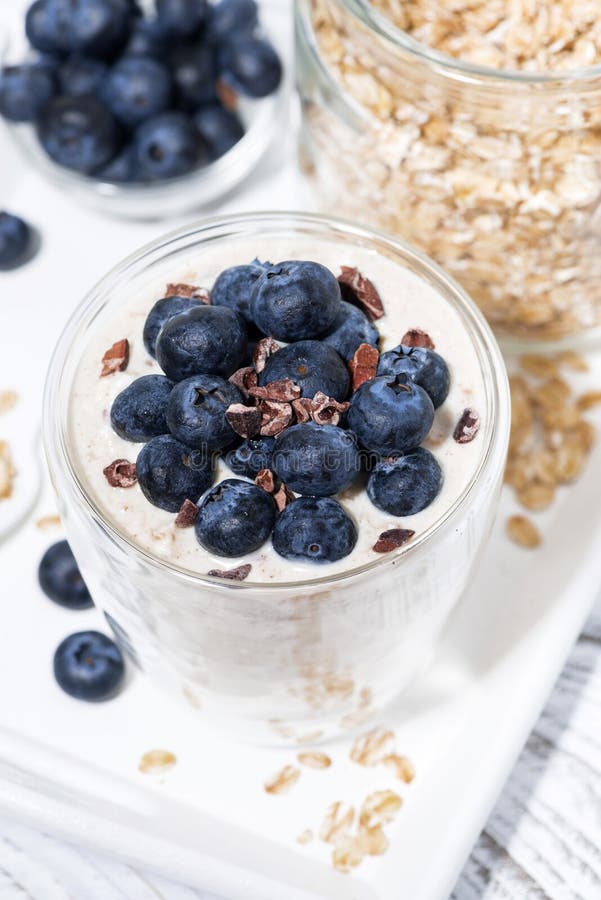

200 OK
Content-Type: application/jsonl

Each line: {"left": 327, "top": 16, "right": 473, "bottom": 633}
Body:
{"left": 166, "top": 374, "right": 242, "bottom": 451}
{"left": 207, "top": 0, "right": 258, "bottom": 42}
{"left": 26, "top": 0, "right": 131, "bottom": 59}
{"left": 194, "top": 104, "right": 244, "bottom": 160}
{"left": 156, "top": 0, "right": 208, "bottom": 39}
{"left": 273, "top": 423, "right": 360, "bottom": 497}
{"left": 36, "top": 95, "right": 120, "bottom": 173}
{"left": 101, "top": 56, "right": 171, "bottom": 127}
{"left": 377, "top": 345, "right": 450, "bottom": 409}
{"left": 110, "top": 374, "right": 173, "bottom": 442}
{"left": 367, "top": 448, "right": 443, "bottom": 516}
{"left": 195, "top": 478, "right": 275, "bottom": 557}
{"left": 170, "top": 45, "right": 216, "bottom": 111}
{"left": 58, "top": 56, "right": 107, "bottom": 97}
{"left": 272, "top": 497, "right": 357, "bottom": 563}
{"left": 96, "top": 143, "right": 139, "bottom": 181}
{"left": 0, "top": 212, "right": 33, "bottom": 270}
{"left": 0, "top": 65, "right": 55, "bottom": 122}
{"left": 224, "top": 435, "right": 275, "bottom": 478}
{"left": 156, "top": 304, "right": 247, "bottom": 381}
{"left": 123, "top": 17, "right": 166, "bottom": 57}
{"left": 38, "top": 540, "right": 93, "bottom": 609}
{"left": 136, "top": 433, "right": 213, "bottom": 511}
{"left": 219, "top": 37, "right": 282, "bottom": 99}
{"left": 210, "top": 259, "right": 269, "bottom": 323}
{"left": 259, "top": 340, "right": 350, "bottom": 402}
{"left": 134, "top": 111, "right": 203, "bottom": 180}
{"left": 251, "top": 260, "right": 341, "bottom": 341}
{"left": 53, "top": 631, "right": 125, "bottom": 701}
{"left": 322, "top": 301, "right": 380, "bottom": 361}
{"left": 348, "top": 375, "right": 435, "bottom": 456}
{"left": 143, "top": 293, "right": 200, "bottom": 357}
{"left": 25, "top": 0, "right": 67, "bottom": 55}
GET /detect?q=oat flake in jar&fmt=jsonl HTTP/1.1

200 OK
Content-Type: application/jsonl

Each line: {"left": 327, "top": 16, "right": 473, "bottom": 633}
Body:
{"left": 296, "top": 0, "right": 601, "bottom": 346}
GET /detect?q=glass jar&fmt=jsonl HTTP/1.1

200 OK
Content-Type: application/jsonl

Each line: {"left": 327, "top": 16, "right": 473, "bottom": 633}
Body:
{"left": 43, "top": 211, "right": 510, "bottom": 744}
{"left": 296, "top": 0, "right": 601, "bottom": 347}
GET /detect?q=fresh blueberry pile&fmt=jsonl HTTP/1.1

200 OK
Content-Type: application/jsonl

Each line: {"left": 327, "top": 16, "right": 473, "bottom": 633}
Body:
{"left": 104, "top": 259, "right": 457, "bottom": 572}
{"left": 0, "top": 0, "right": 282, "bottom": 182}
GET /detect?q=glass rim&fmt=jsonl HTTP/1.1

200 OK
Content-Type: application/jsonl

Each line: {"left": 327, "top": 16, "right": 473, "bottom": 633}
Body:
{"left": 43, "top": 210, "right": 510, "bottom": 592}
{"left": 341, "top": 0, "right": 601, "bottom": 87}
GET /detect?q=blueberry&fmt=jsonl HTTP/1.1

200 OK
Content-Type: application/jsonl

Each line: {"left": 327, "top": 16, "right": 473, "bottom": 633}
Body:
{"left": 136, "top": 433, "right": 213, "bottom": 511}
{"left": 96, "top": 143, "right": 139, "bottom": 181}
{"left": 58, "top": 56, "right": 107, "bottom": 96}
{"left": 0, "top": 212, "right": 33, "bottom": 270}
{"left": 195, "top": 478, "right": 275, "bottom": 557}
{"left": 38, "top": 540, "right": 93, "bottom": 609}
{"left": 110, "top": 374, "right": 173, "bottom": 442}
{"left": 156, "top": 0, "right": 208, "bottom": 38}
{"left": 156, "top": 304, "right": 247, "bottom": 381}
{"left": 53, "top": 631, "right": 125, "bottom": 701}
{"left": 272, "top": 496, "right": 357, "bottom": 563}
{"left": 143, "top": 293, "right": 200, "bottom": 357}
{"left": 207, "top": 0, "right": 258, "bottom": 42}
{"left": 367, "top": 448, "right": 443, "bottom": 516}
{"left": 101, "top": 56, "right": 171, "bottom": 127}
{"left": 348, "top": 375, "right": 435, "bottom": 456}
{"left": 273, "top": 423, "right": 360, "bottom": 497}
{"left": 321, "top": 301, "right": 379, "bottom": 362}
{"left": 36, "top": 95, "right": 120, "bottom": 173}
{"left": 25, "top": 0, "right": 67, "bottom": 55}
{"left": 251, "top": 260, "right": 341, "bottom": 341}
{"left": 123, "top": 18, "right": 166, "bottom": 58}
{"left": 259, "top": 340, "right": 350, "bottom": 402}
{"left": 224, "top": 435, "right": 276, "bottom": 478}
{"left": 377, "top": 345, "right": 450, "bottom": 409}
{"left": 0, "top": 65, "right": 55, "bottom": 122}
{"left": 219, "top": 37, "right": 282, "bottom": 99}
{"left": 194, "top": 104, "right": 244, "bottom": 160}
{"left": 166, "top": 374, "right": 242, "bottom": 451}
{"left": 26, "top": 0, "right": 132, "bottom": 59}
{"left": 210, "top": 259, "right": 269, "bottom": 324}
{"left": 170, "top": 45, "right": 216, "bottom": 111}
{"left": 134, "top": 111, "right": 203, "bottom": 180}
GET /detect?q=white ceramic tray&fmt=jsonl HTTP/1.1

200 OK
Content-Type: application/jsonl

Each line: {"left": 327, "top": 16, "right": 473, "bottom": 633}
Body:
{"left": 1, "top": 12, "right": 601, "bottom": 895}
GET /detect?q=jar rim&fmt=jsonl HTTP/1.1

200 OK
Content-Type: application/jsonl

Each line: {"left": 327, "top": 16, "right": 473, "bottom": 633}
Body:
{"left": 342, "top": 0, "right": 601, "bottom": 87}
{"left": 43, "top": 211, "right": 510, "bottom": 592}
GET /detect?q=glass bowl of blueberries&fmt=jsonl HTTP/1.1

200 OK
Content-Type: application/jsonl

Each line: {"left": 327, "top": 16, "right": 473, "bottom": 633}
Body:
{"left": 0, "top": 0, "right": 285, "bottom": 220}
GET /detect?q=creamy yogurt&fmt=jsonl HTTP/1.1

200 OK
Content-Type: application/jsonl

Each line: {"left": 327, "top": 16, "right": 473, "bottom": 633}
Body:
{"left": 68, "top": 235, "right": 487, "bottom": 585}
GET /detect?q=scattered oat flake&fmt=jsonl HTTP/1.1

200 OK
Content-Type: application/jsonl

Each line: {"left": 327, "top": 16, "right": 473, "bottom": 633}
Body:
{"left": 0, "top": 391, "right": 17, "bottom": 415}
{"left": 519, "top": 355, "right": 559, "bottom": 379}
{"left": 138, "top": 749, "right": 177, "bottom": 775}
{"left": 319, "top": 802, "right": 355, "bottom": 844}
{"left": 373, "top": 528, "right": 415, "bottom": 553}
{"left": 165, "top": 283, "right": 210, "bottom": 302}
{"left": 401, "top": 328, "right": 435, "bottom": 349}
{"left": 359, "top": 790, "right": 403, "bottom": 828}
{"left": 453, "top": 408, "right": 481, "bottom": 444}
{"left": 506, "top": 515, "right": 541, "bottom": 549}
{"left": 174, "top": 498, "right": 198, "bottom": 528}
{"left": 383, "top": 753, "right": 416, "bottom": 784}
{"left": 559, "top": 351, "right": 589, "bottom": 372}
{"left": 296, "top": 829, "right": 314, "bottom": 845}
{"left": 297, "top": 751, "right": 332, "bottom": 769}
{"left": 225, "top": 403, "right": 261, "bottom": 439}
{"left": 338, "top": 267, "right": 384, "bottom": 320}
{"left": 348, "top": 342, "right": 379, "bottom": 390}
{"left": 577, "top": 391, "right": 601, "bottom": 411}
{"left": 207, "top": 564, "right": 252, "bottom": 582}
{"left": 350, "top": 727, "right": 395, "bottom": 767}
{"left": 103, "top": 459, "right": 137, "bottom": 488}
{"left": 264, "top": 765, "right": 300, "bottom": 795}
{"left": 255, "top": 468, "right": 276, "bottom": 493}
{"left": 357, "top": 824, "right": 389, "bottom": 857}
{"left": 35, "top": 514, "right": 61, "bottom": 530}
{"left": 253, "top": 336, "right": 280, "bottom": 373}
{"left": 331, "top": 836, "right": 364, "bottom": 873}
{"left": 100, "top": 339, "right": 129, "bottom": 377}
{"left": 0, "top": 441, "right": 15, "bottom": 500}
{"left": 516, "top": 482, "right": 555, "bottom": 511}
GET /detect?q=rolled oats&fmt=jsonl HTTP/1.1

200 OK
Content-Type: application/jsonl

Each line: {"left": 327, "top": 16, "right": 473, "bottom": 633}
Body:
{"left": 382, "top": 753, "right": 416, "bottom": 783}
{"left": 350, "top": 727, "right": 395, "bottom": 766}
{"left": 319, "top": 801, "right": 355, "bottom": 843}
{"left": 297, "top": 751, "right": 332, "bottom": 769}
{"left": 0, "top": 441, "right": 15, "bottom": 500}
{"left": 358, "top": 790, "right": 403, "bottom": 828}
{"left": 264, "top": 765, "right": 301, "bottom": 795}
{"left": 506, "top": 514, "right": 542, "bottom": 549}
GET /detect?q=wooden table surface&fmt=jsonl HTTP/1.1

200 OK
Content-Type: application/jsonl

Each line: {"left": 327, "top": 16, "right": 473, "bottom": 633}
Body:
{"left": 0, "top": 600, "right": 599, "bottom": 900}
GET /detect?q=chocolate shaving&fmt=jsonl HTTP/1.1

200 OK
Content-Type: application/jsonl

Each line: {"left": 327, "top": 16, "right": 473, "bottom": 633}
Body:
{"left": 165, "top": 283, "right": 210, "bottom": 303}
{"left": 253, "top": 337, "right": 280, "bottom": 373}
{"left": 273, "top": 483, "right": 296, "bottom": 512}
{"left": 248, "top": 379, "right": 301, "bottom": 402}
{"left": 103, "top": 459, "right": 137, "bottom": 488}
{"left": 175, "top": 498, "right": 198, "bottom": 528}
{"left": 225, "top": 403, "right": 261, "bottom": 439}
{"left": 292, "top": 397, "right": 313, "bottom": 423}
{"left": 216, "top": 78, "right": 239, "bottom": 111}
{"left": 453, "top": 408, "right": 481, "bottom": 444}
{"left": 255, "top": 468, "right": 276, "bottom": 493}
{"left": 208, "top": 563, "right": 252, "bottom": 581}
{"left": 100, "top": 339, "right": 129, "bottom": 377}
{"left": 348, "top": 343, "right": 379, "bottom": 390}
{"left": 259, "top": 399, "right": 293, "bottom": 436}
{"left": 229, "top": 366, "right": 258, "bottom": 399}
{"left": 401, "top": 328, "right": 435, "bottom": 350}
{"left": 310, "top": 391, "right": 350, "bottom": 426}
{"left": 373, "top": 528, "right": 415, "bottom": 553}
{"left": 338, "top": 267, "right": 384, "bottom": 320}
